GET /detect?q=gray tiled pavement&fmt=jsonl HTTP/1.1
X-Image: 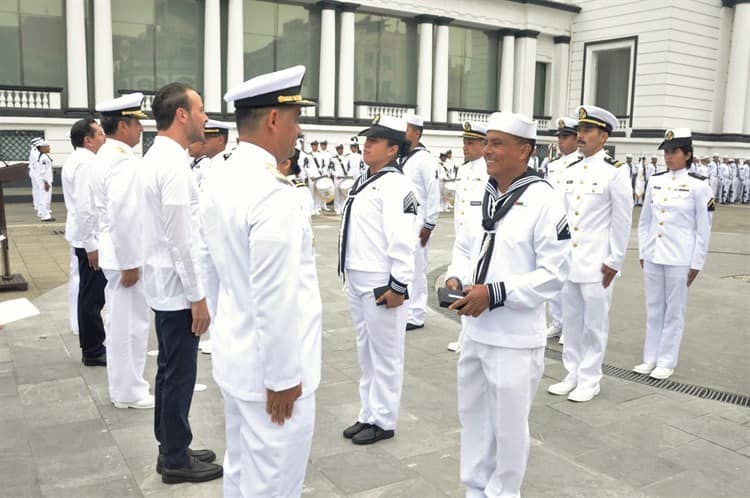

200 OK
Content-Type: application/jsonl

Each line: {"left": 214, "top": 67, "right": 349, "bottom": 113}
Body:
{"left": 0, "top": 201, "right": 748, "bottom": 497}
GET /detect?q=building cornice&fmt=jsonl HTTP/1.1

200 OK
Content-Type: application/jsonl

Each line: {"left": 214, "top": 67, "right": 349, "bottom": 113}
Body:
{"left": 722, "top": 0, "right": 750, "bottom": 7}
{"left": 553, "top": 35, "right": 572, "bottom": 44}
{"left": 515, "top": 29, "right": 540, "bottom": 39}
{"left": 507, "top": 0, "right": 582, "bottom": 14}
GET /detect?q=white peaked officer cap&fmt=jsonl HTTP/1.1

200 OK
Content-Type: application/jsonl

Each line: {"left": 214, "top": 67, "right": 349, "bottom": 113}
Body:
{"left": 577, "top": 104, "right": 617, "bottom": 133}
{"left": 486, "top": 112, "right": 537, "bottom": 140}
{"left": 224, "top": 65, "right": 316, "bottom": 108}
{"left": 358, "top": 114, "right": 407, "bottom": 143}
{"left": 204, "top": 119, "right": 234, "bottom": 136}
{"left": 403, "top": 113, "right": 424, "bottom": 128}
{"left": 658, "top": 128, "right": 692, "bottom": 150}
{"left": 462, "top": 121, "right": 488, "bottom": 140}
{"left": 96, "top": 92, "right": 147, "bottom": 119}
{"left": 555, "top": 116, "right": 578, "bottom": 136}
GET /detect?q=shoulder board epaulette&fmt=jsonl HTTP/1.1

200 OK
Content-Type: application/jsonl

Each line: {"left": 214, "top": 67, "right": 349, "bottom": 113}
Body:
{"left": 292, "top": 179, "right": 306, "bottom": 188}
{"left": 462, "top": 160, "right": 469, "bottom": 165}
{"left": 652, "top": 170, "right": 668, "bottom": 176}
{"left": 604, "top": 156, "right": 622, "bottom": 168}
{"left": 566, "top": 157, "right": 584, "bottom": 168}
{"left": 223, "top": 152, "right": 232, "bottom": 160}
{"left": 688, "top": 172, "right": 706, "bottom": 181}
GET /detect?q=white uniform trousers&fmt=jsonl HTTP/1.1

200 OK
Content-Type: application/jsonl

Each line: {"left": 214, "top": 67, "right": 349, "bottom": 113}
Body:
{"left": 102, "top": 269, "right": 150, "bottom": 403}
{"left": 720, "top": 179, "right": 732, "bottom": 203}
{"left": 68, "top": 248, "right": 79, "bottom": 334}
{"left": 561, "top": 281, "right": 614, "bottom": 389}
{"left": 345, "top": 269, "right": 407, "bottom": 430}
{"left": 407, "top": 233, "right": 429, "bottom": 326}
{"left": 709, "top": 177, "right": 719, "bottom": 199}
{"left": 221, "top": 389, "right": 315, "bottom": 498}
{"left": 731, "top": 177, "right": 740, "bottom": 202}
{"left": 38, "top": 183, "right": 52, "bottom": 219}
{"left": 30, "top": 176, "right": 40, "bottom": 214}
{"left": 458, "top": 336, "right": 544, "bottom": 498}
{"left": 334, "top": 181, "right": 347, "bottom": 214}
{"left": 308, "top": 181, "right": 323, "bottom": 214}
{"left": 547, "top": 292, "right": 563, "bottom": 329}
{"left": 643, "top": 261, "right": 689, "bottom": 369}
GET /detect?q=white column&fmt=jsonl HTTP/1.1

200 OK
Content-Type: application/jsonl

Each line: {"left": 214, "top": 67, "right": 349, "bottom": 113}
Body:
{"left": 723, "top": 3, "right": 750, "bottom": 133}
{"left": 318, "top": 4, "right": 336, "bottom": 117}
{"left": 744, "top": 62, "right": 750, "bottom": 133}
{"left": 432, "top": 21, "right": 450, "bottom": 123}
{"left": 499, "top": 32, "right": 515, "bottom": 112}
{"left": 66, "top": 0, "right": 88, "bottom": 108}
{"left": 415, "top": 16, "right": 434, "bottom": 121}
{"left": 338, "top": 6, "right": 357, "bottom": 119}
{"left": 513, "top": 31, "right": 538, "bottom": 117}
{"left": 94, "top": 0, "right": 114, "bottom": 103}
{"left": 711, "top": 5, "right": 733, "bottom": 133}
{"left": 226, "top": 0, "right": 244, "bottom": 112}
{"left": 551, "top": 36, "right": 571, "bottom": 119}
{"left": 203, "top": 0, "right": 221, "bottom": 113}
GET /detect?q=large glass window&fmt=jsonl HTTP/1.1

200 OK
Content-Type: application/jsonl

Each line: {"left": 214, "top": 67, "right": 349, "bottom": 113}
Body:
{"left": 594, "top": 47, "right": 630, "bottom": 116}
{"left": 243, "top": 0, "right": 320, "bottom": 99}
{"left": 112, "top": 0, "right": 204, "bottom": 92}
{"left": 448, "top": 26, "right": 497, "bottom": 110}
{"left": 354, "top": 13, "right": 417, "bottom": 105}
{"left": 0, "top": 0, "right": 66, "bottom": 88}
{"left": 533, "top": 61, "right": 548, "bottom": 117}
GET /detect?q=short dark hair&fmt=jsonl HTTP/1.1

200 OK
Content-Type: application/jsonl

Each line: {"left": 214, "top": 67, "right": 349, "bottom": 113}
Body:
{"left": 667, "top": 144, "right": 694, "bottom": 168}
{"left": 101, "top": 116, "right": 133, "bottom": 136}
{"left": 234, "top": 106, "right": 272, "bottom": 134}
{"left": 152, "top": 82, "right": 193, "bottom": 131}
{"left": 512, "top": 136, "right": 536, "bottom": 163}
{"left": 70, "top": 117, "right": 98, "bottom": 148}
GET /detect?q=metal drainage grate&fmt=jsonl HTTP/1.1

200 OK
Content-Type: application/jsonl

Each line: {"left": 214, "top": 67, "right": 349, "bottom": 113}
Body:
{"left": 50, "top": 229, "right": 65, "bottom": 235}
{"left": 427, "top": 266, "right": 750, "bottom": 408}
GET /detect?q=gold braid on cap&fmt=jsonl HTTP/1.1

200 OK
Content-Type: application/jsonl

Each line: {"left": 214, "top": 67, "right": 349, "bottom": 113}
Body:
{"left": 277, "top": 94, "right": 302, "bottom": 103}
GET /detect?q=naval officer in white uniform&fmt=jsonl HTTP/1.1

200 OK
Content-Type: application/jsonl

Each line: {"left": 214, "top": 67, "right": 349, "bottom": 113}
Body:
{"left": 446, "top": 111, "right": 570, "bottom": 498}
{"left": 401, "top": 113, "right": 440, "bottom": 331}
{"left": 544, "top": 117, "right": 582, "bottom": 342}
{"left": 200, "top": 66, "right": 322, "bottom": 498}
{"left": 635, "top": 128, "right": 713, "bottom": 380}
{"left": 548, "top": 105, "right": 633, "bottom": 403}
{"left": 93, "top": 93, "right": 154, "bottom": 409}
{"left": 339, "top": 115, "right": 417, "bottom": 445}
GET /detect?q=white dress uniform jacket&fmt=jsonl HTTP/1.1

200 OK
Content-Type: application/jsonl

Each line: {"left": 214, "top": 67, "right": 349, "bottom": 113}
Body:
{"left": 62, "top": 148, "right": 99, "bottom": 252}
{"left": 454, "top": 157, "right": 488, "bottom": 236}
{"left": 563, "top": 149, "right": 634, "bottom": 283}
{"left": 37, "top": 152, "right": 54, "bottom": 219}
{"left": 200, "top": 142, "right": 322, "bottom": 401}
{"left": 546, "top": 151, "right": 582, "bottom": 191}
{"left": 141, "top": 136, "right": 205, "bottom": 311}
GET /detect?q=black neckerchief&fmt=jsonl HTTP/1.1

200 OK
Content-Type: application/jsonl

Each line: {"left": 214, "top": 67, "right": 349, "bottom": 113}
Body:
{"left": 400, "top": 143, "right": 427, "bottom": 167}
{"left": 191, "top": 155, "right": 207, "bottom": 170}
{"left": 473, "top": 168, "right": 547, "bottom": 285}
{"left": 338, "top": 161, "right": 402, "bottom": 277}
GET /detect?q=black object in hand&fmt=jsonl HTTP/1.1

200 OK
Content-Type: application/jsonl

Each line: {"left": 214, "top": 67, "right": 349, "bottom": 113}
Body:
{"left": 374, "top": 285, "right": 409, "bottom": 305}
{"left": 438, "top": 287, "right": 464, "bottom": 308}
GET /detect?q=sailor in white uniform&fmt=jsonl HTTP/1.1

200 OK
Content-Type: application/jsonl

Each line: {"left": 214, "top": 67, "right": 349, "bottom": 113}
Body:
{"left": 401, "top": 113, "right": 440, "bottom": 331}
{"left": 544, "top": 117, "right": 582, "bottom": 342}
{"left": 338, "top": 115, "right": 417, "bottom": 445}
{"left": 635, "top": 129, "right": 713, "bottom": 380}
{"left": 28, "top": 137, "right": 42, "bottom": 216}
{"left": 331, "top": 143, "right": 352, "bottom": 214}
{"left": 346, "top": 137, "right": 365, "bottom": 178}
{"left": 447, "top": 121, "right": 488, "bottom": 352}
{"left": 93, "top": 93, "right": 153, "bottom": 409}
{"left": 707, "top": 154, "right": 720, "bottom": 198}
{"left": 547, "top": 105, "right": 633, "bottom": 403}
{"left": 35, "top": 140, "right": 55, "bottom": 221}
{"left": 446, "top": 111, "right": 569, "bottom": 498}
{"left": 191, "top": 120, "right": 233, "bottom": 196}
{"left": 201, "top": 66, "right": 321, "bottom": 498}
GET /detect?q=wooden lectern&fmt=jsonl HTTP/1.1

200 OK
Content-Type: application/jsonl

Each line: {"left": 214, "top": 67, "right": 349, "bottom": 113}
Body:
{"left": 0, "top": 162, "right": 29, "bottom": 291}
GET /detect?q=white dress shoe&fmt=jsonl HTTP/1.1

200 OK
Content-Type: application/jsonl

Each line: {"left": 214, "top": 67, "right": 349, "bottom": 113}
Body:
{"left": 633, "top": 362, "right": 655, "bottom": 375}
{"left": 558, "top": 334, "right": 565, "bottom": 345}
{"left": 546, "top": 324, "right": 562, "bottom": 338}
{"left": 568, "top": 385, "right": 600, "bottom": 402}
{"left": 114, "top": 394, "right": 155, "bottom": 410}
{"left": 649, "top": 367, "right": 674, "bottom": 380}
{"left": 547, "top": 380, "right": 576, "bottom": 396}
{"left": 199, "top": 340, "right": 212, "bottom": 354}
{"left": 447, "top": 341, "right": 459, "bottom": 352}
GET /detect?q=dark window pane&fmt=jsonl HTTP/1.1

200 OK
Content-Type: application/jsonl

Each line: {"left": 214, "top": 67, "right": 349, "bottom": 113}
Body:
{"left": 0, "top": 11, "right": 21, "bottom": 85}
{"left": 21, "top": 13, "right": 66, "bottom": 87}
{"left": 595, "top": 47, "right": 630, "bottom": 116}
{"left": 534, "top": 61, "right": 547, "bottom": 117}
{"left": 448, "top": 25, "right": 497, "bottom": 110}
{"left": 113, "top": 21, "right": 156, "bottom": 91}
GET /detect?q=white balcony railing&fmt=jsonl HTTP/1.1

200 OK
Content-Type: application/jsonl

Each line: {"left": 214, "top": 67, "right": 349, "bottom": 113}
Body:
{"left": 0, "top": 86, "right": 62, "bottom": 110}
{"left": 448, "top": 110, "right": 491, "bottom": 125}
{"left": 535, "top": 118, "right": 551, "bottom": 130}
{"left": 617, "top": 117, "right": 630, "bottom": 130}
{"left": 355, "top": 103, "right": 415, "bottom": 121}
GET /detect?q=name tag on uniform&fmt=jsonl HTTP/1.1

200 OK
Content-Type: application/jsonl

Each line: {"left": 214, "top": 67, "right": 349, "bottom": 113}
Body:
{"left": 470, "top": 201, "right": 482, "bottom": 206}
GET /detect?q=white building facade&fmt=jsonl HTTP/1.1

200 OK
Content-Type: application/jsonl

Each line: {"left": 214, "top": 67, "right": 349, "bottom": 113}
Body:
{"left": 0, "top": 0, "right": 748, "bottom": 169}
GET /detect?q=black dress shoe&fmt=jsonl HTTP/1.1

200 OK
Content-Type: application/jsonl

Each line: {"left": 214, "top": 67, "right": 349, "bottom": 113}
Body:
{"left": 156, "top": 448, "right": 216, "bottom": 474}
{"left": 40, "top": 217, "right": 56, "bottom": 222}
{"left": 82, "top": 353, "right": 107, "bottom": 367}
{"left": 161, "top": 456, "right": 223, "bottom": 484}
{"left": 343, "top": 421, "right": 371, "bottom": 439}
{"left": 351, "top": 424, "right": 394, "bottom": 445}
{"left": 405, "top": 322, "right": 424, "bottom": 331}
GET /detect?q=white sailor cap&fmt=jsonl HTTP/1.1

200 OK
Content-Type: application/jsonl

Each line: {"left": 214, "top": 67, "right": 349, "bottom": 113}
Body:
{"left": 310, "top": 139, "right": 319, "bottom": 145}
{"left": 404, "top": 113, "right": 424, "bottom": 128}
{"left": 486, "top": 112, "right": 537, "bottom": 140}
{"left": 204, "top": 119, "right": 234, "bottom": 136}
{"left": 651, "top": 155, "right": 659, "bottom": 159}
{"left": 658, "top": 128, "right": 692, "bottom": 150}
{"left": 96, "top": 92, "right": 147, "bottom": 119}
{"left": 224, "top": 65, "right": 316, "bottom": 108}
{"left": 554, "top": 116, "right": 578, "bottom": 136}
{"left": 577, "top": 105, "right": 617, "bottom": 133}
{"left": 625, "top": 153, "right": 633, "bottom": 158}
{"left": 462, "top": 121, "right": 487, "bottom": 140}
{"left": 320, "top": 139, "right": 328, "bottom": 145}
{"left": 349, "top": 136, "right": 359, "bottom": 146}
{"left": 335, "top": 143, "right": 344, "bottom": 149}
{"left": 35, "top": 139, "right": 49, "bottom": 147}
{"left": 358, "top": 114, "right": 407, "bottom": 143}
